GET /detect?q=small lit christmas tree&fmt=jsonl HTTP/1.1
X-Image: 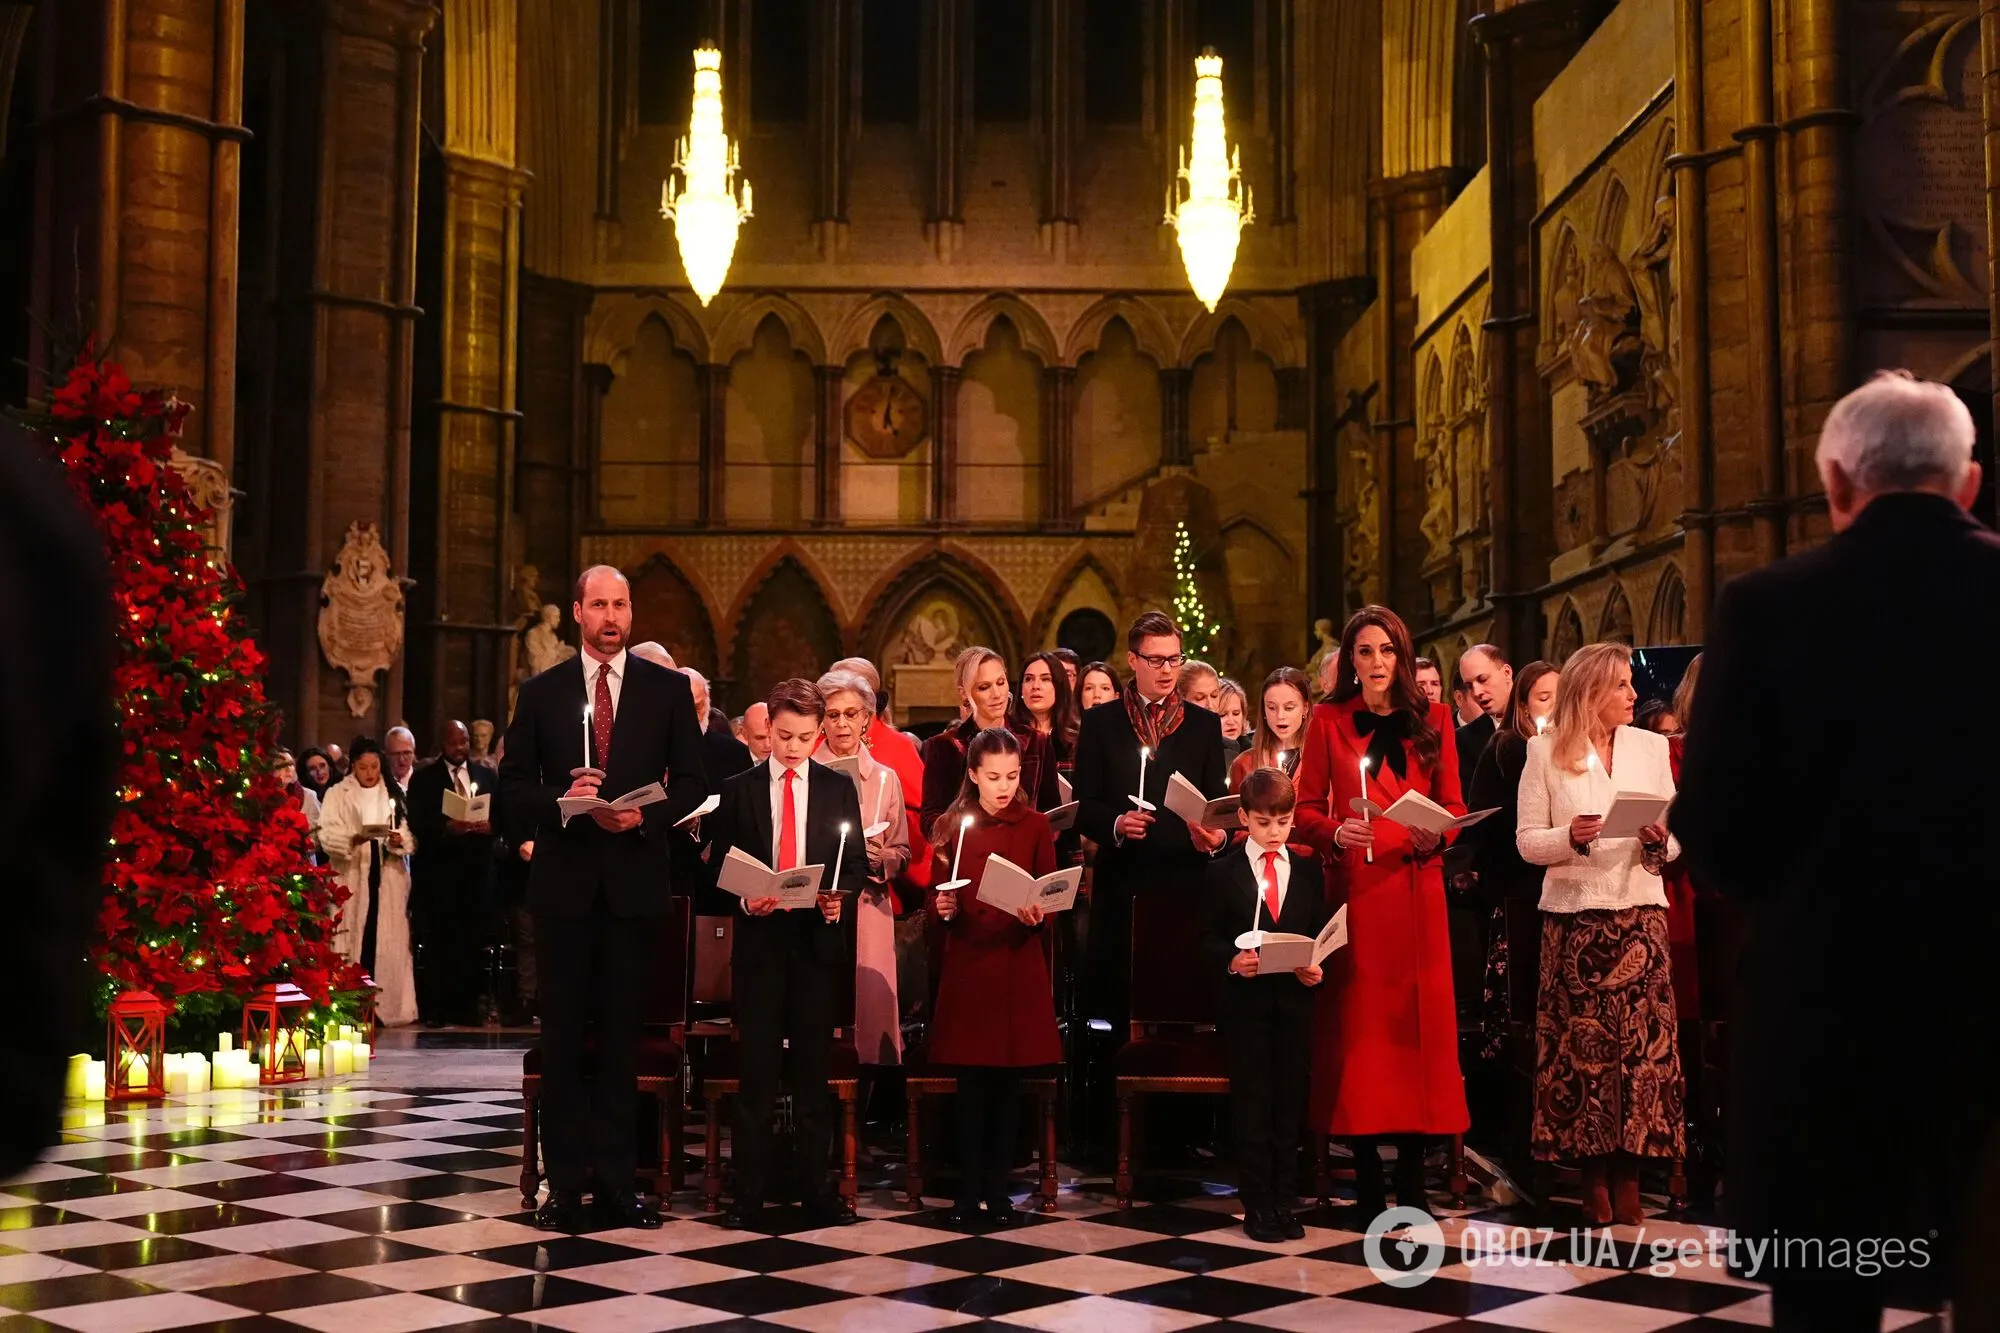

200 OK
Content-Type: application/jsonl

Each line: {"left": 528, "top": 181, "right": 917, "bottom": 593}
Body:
{"left": 1170, "top": 520, "right": 1221, "bottom": 659}
{"left": 28, "top": 349, "right": 365, "bottom": 1027}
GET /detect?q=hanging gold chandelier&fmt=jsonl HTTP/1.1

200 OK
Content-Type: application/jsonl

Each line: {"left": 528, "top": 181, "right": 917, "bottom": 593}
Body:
{"left": 660, "top": 45, "right": 753, "bottom": 307}
{"left": 1165, "top": 49, "right": 1252, "bottom": 312}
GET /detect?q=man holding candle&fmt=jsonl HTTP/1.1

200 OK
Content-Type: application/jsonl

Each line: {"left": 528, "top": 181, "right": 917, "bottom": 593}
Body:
{"left": 499, "top": 565, "right": 709, "bottom": 1232}
{"left": 1071, "top": 612, "right": 1230, "bottom": 1053}
{"left": 708, "top": 679, "right": 866, "bottom": 1228}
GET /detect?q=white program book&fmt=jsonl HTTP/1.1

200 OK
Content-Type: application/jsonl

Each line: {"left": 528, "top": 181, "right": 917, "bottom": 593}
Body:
{"left": 1046, "top": 801, "right": 1080, "bottom": 833}
{"left": 1376, "top": 790, "right": 1498, "bottom": 836}
{"left": 1600, "top": 791, "right": 1672, "bottom": 839}
{"left": 674, "top": 793, "right": 721, "bottom": 828}
{"left": 717, "top": 846, "right": 825, "bottom": 909}
{"left": 817, "top": 752, "right": 864, "bottom": 780}
{"left": 1247, "top": 905, "right": 1349, "bottom": 972}
{"left": 1058, "top": 773, "right": 1074, "bottom": 803}
{"left": 976, "top": 854, "right": 1083, "bottom": 914}
{"left": 557, "top": 782, "right": 669, "bottom": 822}
{"left": 1165, "top": 772, "right": 1241, "bottom": 829}
{"left": 441, "top": 790, "right": 490, "bottom": 823}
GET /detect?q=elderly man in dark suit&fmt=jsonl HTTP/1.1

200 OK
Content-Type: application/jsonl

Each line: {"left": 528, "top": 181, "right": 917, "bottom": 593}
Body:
{"left": 1674, "top": 372, "right": 2000, "bottom": 1330}
{"left": 499, "top": 565, "right": 708, "bottom": 1232}
{"left": 406, "top": 720, "right": 499, "bottom": 1027}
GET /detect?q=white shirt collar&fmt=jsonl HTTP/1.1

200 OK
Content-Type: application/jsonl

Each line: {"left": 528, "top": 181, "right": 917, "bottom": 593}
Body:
{"left": 769, "top": 755, "right": 808, "bottom": 783}
{"left": 1244, "top": 838, "right": 1289, "bottom": 869}
{"left": 582, "top": 648, "right": 627, "bottom": 681}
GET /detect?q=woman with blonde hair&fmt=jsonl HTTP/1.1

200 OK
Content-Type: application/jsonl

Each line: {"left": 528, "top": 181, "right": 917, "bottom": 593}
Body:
{"left": 1229, "top": 666, "right": 1311, "bottom": 791}
{"left": 919, "top": 647, "right": 1059, "bottom": 840}
{"left": 1214, "top": 677, "right": 1251, "bottom": 766}
{"left": 1515, "top": 642, "right": 1683, "bottom": 1225}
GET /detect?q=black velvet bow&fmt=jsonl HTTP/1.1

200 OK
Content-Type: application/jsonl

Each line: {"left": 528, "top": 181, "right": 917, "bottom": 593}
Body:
{"left": 1352, "top": 708, "right": 1412, "bottom": 781}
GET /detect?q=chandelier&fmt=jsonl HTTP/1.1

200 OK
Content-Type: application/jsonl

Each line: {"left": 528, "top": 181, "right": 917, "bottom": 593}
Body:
{"left": 660, "top": 45, "right": 752, "bottom": 307}
{"left": 1165, "top": 49, "right": 1252, "bottom": 312}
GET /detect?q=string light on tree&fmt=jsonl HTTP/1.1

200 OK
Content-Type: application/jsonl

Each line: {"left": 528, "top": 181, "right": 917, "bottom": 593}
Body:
{"left": 1165, "top": 49, "right": 1253, "bottom": 312}
{"left": 1170, "top": 520, "right": 1221, "bottom": 659}
{"left": 660, "top": 44, "right": 752, "bottom": 306}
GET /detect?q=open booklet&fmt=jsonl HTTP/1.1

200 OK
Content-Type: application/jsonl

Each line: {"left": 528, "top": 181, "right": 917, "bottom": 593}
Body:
{"left": 356, "top": 824, "right": 401, "bottom": 841}
{"left": 1240, "top": 904, "right": 1348, "bottom": 972}
{"left": 673, "top": 793, "right": 721, "bottom": 829}
{"left": 1046, "top": 802, "right": 1079, "bottom": 833}
{"left": 1375, "top": 790, "right": 1498, "bottom": 835}
{"left": 1058, "top": 773, "right": 1073, "bottom": 803}
{"left": 975, "top": 854, "right": 1083, "bottom": 914}
{"left": 1165, "top": 772, "right": 1241, "bottom": 829}
{"left": 442, "top": 790, "right": 490, "bottom": 823}
{"left": 1599, "top": 791, "right": 1672, "bottom": 839}
{"left": 817, "top": 752, "right": 864, "bottom": 780}
{"left": 717, "top": 846, "right": 825, "bottom": 909}
{"left": 556, "top": 782, "right": 668, "bottom": 822}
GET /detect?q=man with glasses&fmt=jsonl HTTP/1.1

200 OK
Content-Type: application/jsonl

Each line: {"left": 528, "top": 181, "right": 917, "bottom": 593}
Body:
{"left": 1072, "top": 612, "right": 1230, "bottom": 1135}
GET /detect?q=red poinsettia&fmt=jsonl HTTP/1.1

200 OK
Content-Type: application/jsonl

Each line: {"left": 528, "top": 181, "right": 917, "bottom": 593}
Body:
{"left": 28, "top": 346, "right": 366, "bottom": 1020}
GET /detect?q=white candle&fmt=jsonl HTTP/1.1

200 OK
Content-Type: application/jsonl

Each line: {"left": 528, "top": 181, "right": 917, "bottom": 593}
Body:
{"left": 304, "top": 1047, "right": 321, "bottom": 1079}
{"left": 126, "top": 1055, "right": 150, "bottom": 1094}
{"left": 583, "top": 703, "right": 594, "bottom": 768}
{"left": 352, "top": 1044, "right": 371, "bottom": 1075}
{"left": 217, "top": 1032, "right": 233, "bottom": 1054}
{"left": 1535, "top": 715, "right": 1548, "bottom": 735}
{"left": 329, "top": 1040, "right": 352, "bottom": 1076}
{"left": 832, "top": 822, "right": 849, "bottom": 893}
{"left": 1136, "top": 745, "right": 1150, "bottom": 805}
{"left": 165, "top": 1058, "right": 189, "bottom": 1096}
{"left": 948, "top": 814, "right": 973, "bottom": 883}
{"left": 83, "top": 1060, "right": 105, "bottom": 1100}
{"left": 65, "top": 1053, "right": 89, "bottom": 1100}
{"left": 1359, "top": 755, "right": 1374, "bottom": 865}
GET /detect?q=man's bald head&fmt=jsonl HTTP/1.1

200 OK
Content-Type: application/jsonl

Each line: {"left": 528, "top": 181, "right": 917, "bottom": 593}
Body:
{"left": 742, "top": 701, "right": 773, "bottom": 761}
{"left": 441, "top": 719, "right": 470, "bottom": 763}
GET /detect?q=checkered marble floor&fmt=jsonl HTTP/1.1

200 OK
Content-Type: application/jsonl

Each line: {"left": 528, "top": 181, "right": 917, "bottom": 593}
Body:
{"left": 1, "top": 1084, "right": 1946, "bottom": 1332}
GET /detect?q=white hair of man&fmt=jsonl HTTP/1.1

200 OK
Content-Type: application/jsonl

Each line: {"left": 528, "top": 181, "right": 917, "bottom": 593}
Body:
{"left": 828, "top": 656, "right": 882, "bottom": 695}
{"left": 386, "top": 725, "right": 415, "bottom": 747}
{"left": 816, "top": 668, "right": 877, "bottom": 716}
{"left": 1816, "top": 370, "right": 1974, "bottom": 494}
{"left": 629, "top": 641, "right": 676, "bottom": 668}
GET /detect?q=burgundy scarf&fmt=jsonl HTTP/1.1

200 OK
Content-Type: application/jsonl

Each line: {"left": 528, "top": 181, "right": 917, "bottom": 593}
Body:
{"left": 1123, "top": 679, "right": 1185, "bottom": 752}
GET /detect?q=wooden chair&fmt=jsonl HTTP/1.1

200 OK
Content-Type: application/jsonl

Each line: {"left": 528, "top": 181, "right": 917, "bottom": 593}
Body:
{"left": 520, "top": 898, "right": 691, "bottom": 1208}
{"left": 1112, "top": 891, "right": 1231, "bottom": 1207}
{"left": 903, "top": 927, "right": 1062, "bottom": 1212}
{"left": 699, "top": 927, "right": 861, "bottom": 1216}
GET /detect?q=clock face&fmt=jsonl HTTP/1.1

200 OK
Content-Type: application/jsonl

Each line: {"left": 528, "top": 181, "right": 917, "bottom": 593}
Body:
{"left": 846, "top": 376, "right": 929, "bottom": 459}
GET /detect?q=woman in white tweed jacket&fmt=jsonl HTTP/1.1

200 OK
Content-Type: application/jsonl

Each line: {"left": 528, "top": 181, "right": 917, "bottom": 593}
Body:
{"left": 1515, "top": 643, "right": 1684, "bottom": 1226}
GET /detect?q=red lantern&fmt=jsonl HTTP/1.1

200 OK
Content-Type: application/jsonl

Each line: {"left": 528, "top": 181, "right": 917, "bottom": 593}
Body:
{"left": 241, "top": 983, "right": 312, "bottom": 1084}
{"left": 357, "top": 975, "right": 382, "bottom": 1046}
{"left": 107, "top": 990, "right": 168, "bottom": 1101}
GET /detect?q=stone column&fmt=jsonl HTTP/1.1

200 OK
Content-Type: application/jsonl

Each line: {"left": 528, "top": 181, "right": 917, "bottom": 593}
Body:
{"left": 700, "top": 362, "right": 728, "bottom": 523}
{"left": 931, "top": 365, "right": 962, "bottom": 524}
{"left": 1038, "top": 0, "right": 1079, "bottom": 258}
{"left": 814, "top": 364, "right": 843, "bottom": 525}
{"left": 30, "top": 0, "right": 247, "bottom": 471}
{"left": 1158, "top": 367, "right": 1192, "bottom": 467}
{"left": 581, "top": 362, "right": 613, "bottom": 527}
{"left": 1298, "top": 277, "right": 1374, "bottom": 632}
{"left": 922, "top": 0, "right": 964, "bottom": 262}
{"left": 808, "top": 0, "right": 851, "bottom": 257}
{"left": 1041, "top": 365, "right": 1076, "bottom": 527}
{"left": 1673, "top": 0, "right": 1714, "bottom": 635}
{"left": 517, "top": 274, "right": 595, "bottom": 600}
{"left": 243, "top": 0, "right": 432, "bottom": 747}
{"left": 414, "top": 0, "right": 528, "bottom": 735}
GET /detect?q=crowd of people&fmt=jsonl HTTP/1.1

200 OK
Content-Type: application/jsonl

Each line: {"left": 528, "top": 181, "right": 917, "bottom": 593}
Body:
{"left": 270, "top": 370, "right": 2000, "bottom": 1329}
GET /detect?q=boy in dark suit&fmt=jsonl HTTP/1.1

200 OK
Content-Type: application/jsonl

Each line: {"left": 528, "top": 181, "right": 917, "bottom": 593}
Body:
{"left": 1202, "top": 769, "right": 1334, "bottom": 1243}
{"left": 710, "top": 679, "right": 865, "bottom": 1228}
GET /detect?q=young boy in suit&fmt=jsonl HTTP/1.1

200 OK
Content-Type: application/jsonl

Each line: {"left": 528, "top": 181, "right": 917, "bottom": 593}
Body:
{"left": 710, "top": 679, "right": 865, "bottom": 1228}
{"left": 1201, "top": 768, "right": 1335, "bottom": 1243}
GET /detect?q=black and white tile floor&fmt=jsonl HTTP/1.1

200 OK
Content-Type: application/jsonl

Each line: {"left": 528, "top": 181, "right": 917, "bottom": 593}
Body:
{"left": 0, "top": 1085, "right": 1945, "bottom": 1332}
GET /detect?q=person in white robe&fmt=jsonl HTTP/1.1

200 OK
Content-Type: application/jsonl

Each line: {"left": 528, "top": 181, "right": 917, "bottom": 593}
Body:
{"left": 317, "top": 736, "right": 419, "bottom": 1026}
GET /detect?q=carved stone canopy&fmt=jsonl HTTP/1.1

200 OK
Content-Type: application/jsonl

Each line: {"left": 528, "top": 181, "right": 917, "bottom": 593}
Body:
{"left": 317, "top": 522, "right": 410, "bottom": 718}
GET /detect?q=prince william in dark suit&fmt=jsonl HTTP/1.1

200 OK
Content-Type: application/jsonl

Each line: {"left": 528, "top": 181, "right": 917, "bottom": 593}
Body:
{"left": 499, "top": 566, "right": 708, "bottom": 1231}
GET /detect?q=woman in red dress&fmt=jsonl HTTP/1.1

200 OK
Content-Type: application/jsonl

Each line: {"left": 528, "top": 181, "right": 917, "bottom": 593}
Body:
{"left": 927, "top": 728, "right": 1062, "bottom": 1227}
{"left": 1295, "top": 605, "right": 1470, "bottom": 1215}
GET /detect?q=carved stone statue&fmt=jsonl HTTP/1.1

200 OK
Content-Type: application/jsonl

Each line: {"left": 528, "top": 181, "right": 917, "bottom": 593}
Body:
{"left": 170, "top": 447, "right": 235, "bottom": 554}
{"left": 1416, "top": 428, "right": 1454, "bottom": 558}
{"left": 317, "top": 522, "right": 409, "bottom": 718}
{"left": 1629, "top": 193, "right": 1678, "bottom": 412}
{"left": 896, "top": 601, "right": 963, "bottom": 666}
{"left": 1572, "top": 240, "right": 1642, "bottom": 397}
{"left": 469, "top": 719, "right": 495, "bottom": 762}
{"left": 523, "top": 602, "right": 576, "bottom": 676}
{"left": 513, "top": 564, "right": 544, "bottom": 622}
{"left": 1306, "top": 617, "right": 1340, "bottom": 684}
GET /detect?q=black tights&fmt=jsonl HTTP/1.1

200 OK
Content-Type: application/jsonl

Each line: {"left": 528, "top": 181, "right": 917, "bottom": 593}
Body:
{"left": 955, "top": 1068, "right": 1022, "bottom": 1208}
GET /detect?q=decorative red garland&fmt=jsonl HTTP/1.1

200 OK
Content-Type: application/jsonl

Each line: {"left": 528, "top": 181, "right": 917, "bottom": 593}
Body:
{"left": 33, "top": 349, "right": 364, "bottom": 1016}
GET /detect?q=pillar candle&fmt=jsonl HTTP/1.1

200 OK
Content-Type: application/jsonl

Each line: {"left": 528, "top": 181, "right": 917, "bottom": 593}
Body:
{"left": 64, "top": 1054, "right": 90, "bottom": 1100}
{"left": 190, "top": 1054, "right": 210, "bottom": 1094}
{"left": 217, "top": 1032, "right": 233, "bottom": 1054}
{"left": 83, "top": 1060, "right": 106, "bottom": 1100}
{"left": 164, "top": 1059, "right": 189, "bottom": 1096}
{"left": 304, "top": 1047, "right": 321, "bottom": 1078}
{"left": 126, "top": 1055, "right": 150, "bottom": 1094}
{"left": 352, "top": 1044, "right": 370, "bottom": 1074}
{"left": 329, "top": 1040, "right": 352, "bottom": 1076}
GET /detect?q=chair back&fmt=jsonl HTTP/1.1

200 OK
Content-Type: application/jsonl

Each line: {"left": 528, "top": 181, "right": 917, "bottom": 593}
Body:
{"left": 641, "top": 896, "right": 692, "bottom": 1036}
{"left": 1129, "top": 887, "right": 1218, "bottom": 1033}
{"left": 692, "top": 914, "right": 734, "bottom": 1009}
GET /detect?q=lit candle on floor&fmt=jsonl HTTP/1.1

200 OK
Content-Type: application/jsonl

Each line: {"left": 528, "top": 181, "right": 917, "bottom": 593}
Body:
{"left": 352, "top": 1044, "right": 370, "bottom": 1075}
{"left": 304, "top": 1047, "right": 321, "bottom": 1079}
{"left": 64, "top": 1054, "right": 89, "bottom": 1100}
{"left": 83, "top": 1060, "right": 105, "bottom": 1101}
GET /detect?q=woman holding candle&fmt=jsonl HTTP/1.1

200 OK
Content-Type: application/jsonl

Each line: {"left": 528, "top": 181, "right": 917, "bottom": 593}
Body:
{"left": 1293, "top": 607, "right": 1469, "bottom": 1214}
{"left": 317, "top": 736, "right": 418, "bottom": 1027}
{"left": 815, "top": 668, "right": 912, "bottom": 1069}
{"left": 1465, "top": 661, "right": 1560, "bottom": 1065}
{"left": 1515, "top": 642, "right": 1682, "bottom": 1226}
{"left": 1010, "top": 651, "right": 1081, "bottom": 779}
{"left": 920, "top": 647, "right": 1059, "bottom": 839}
{"left": 1230, "top": 666, "right": 1312, "bottom": 792}
{"left": 926, "top": 728, "right": 1062, "bottom": 1226}
{"left": 1077, "top": 662, "right": 1119, "bottom": 711}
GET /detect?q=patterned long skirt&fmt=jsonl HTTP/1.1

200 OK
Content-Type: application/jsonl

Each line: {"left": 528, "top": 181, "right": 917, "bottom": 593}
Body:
{"left": 1531, "top": 906, "right": 1685, "bottom": 1161}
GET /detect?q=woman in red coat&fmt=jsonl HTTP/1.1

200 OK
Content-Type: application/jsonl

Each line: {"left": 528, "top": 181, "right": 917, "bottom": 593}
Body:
{"left": 927, "top": 727, "right": 1062, "bottom": 1227}
{"left": 1295, "top": 605, "right": 1470, "bottom": 1216}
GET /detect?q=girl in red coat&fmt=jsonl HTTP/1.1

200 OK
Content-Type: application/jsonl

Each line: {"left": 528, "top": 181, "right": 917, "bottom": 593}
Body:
{"left": 1295, "top": 605, "right": 1470, "bottom": 1216}
{"left": 927, "top": 727, "right": 1062, "bottom": 1227}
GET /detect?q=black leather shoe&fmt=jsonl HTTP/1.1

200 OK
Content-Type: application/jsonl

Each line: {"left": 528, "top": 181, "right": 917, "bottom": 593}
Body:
{"left": 534, "top": 1189, "right": 587, "bottom": 1232}
{"left": 1274, "top": 1206, "right": 1306, "bottom": 1240}
{"left": 721, "top": 1198, "right": 764, "bottom": 1230}
{"left": 1243, "top": 1208, "right": 1288, "bottom": 1244}
{"left": 593, "top": 1189, "right": 662, "bottom": 1230}
{"left": 945, "top": 1200, "right": 985, "bottom": 1227}
{"left": 801, "top": 1194, "right": 857, "bottom": 1227}
{"left": 985, "top": 1200, "right": 1023, "bottom": 1229}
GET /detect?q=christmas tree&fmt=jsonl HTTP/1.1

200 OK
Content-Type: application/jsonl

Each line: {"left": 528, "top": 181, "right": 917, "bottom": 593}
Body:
{"left": 31, "top": 349, "right": 363, "bottom": 1026}
{"left": 1170, "top": 520, "right": 1221, "bottom": 659}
